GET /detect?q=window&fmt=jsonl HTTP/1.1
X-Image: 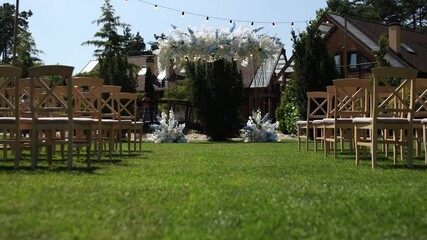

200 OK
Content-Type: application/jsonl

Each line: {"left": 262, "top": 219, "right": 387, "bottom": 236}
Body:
{"left": 349, "top": 53, "right": 357, "bottom": 69}
{"left": 334, "top": 54, "right": 341, "bottom": 73}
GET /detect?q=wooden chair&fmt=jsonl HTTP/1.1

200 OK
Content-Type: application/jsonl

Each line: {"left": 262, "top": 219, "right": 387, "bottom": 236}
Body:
{"left": 71, "top": 77, "right": 104, "bottom": 161}
{"left": 323, "top": 78, "right": 370, "bottom": 159}
{"left": 296, "top": 91, "right": 328, "bottom": 150}
{"left": 0, "top": 65, "right": 23, "bottom": 168}
{"left": 353, "top": 67, "right": 418, "bottom": 168}
{"left": 99, "top": 85, "right": 121, "bottom": 159}
{"left": 312, "top": 86, "right": 336, "bottom": 153}
{"left": 28, "top": 65, "right": 95, "bottom": 170}
{"left": 411, "top": 78, "right": 427, "bottom": 158}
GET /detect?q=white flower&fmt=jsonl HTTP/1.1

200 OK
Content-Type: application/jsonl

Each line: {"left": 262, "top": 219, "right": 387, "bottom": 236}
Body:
{"left": 240, "top": 109, "right": 278, "bottom": 142}
{"left": 156, "top": 25, "right": 283, "bottom": 75}
{"left": 149, "top": 109, "right": 188, "bottom": 143}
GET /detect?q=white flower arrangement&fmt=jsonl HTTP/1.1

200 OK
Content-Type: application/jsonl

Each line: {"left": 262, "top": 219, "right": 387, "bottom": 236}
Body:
{"left": 149, "top": 109, "right": 188, "bottom": 143}
{"left": 240, "top": 110, "right": 278, "bottom": 142}
{"left": 155, "top": 24, "right": 283, "bottom": 75}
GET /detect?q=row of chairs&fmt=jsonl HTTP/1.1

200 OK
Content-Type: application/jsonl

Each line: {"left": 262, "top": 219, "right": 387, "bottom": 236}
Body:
{"left": 0, "top": 65, "right": 144, "bottom": 170}
{"left": 297, "top": 67, "right": 426, "bottom": 168}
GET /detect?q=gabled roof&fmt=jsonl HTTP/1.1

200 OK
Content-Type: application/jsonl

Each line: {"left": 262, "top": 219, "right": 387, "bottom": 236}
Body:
{"left": 323, "top": 13, "right": 427, "bottom": 74}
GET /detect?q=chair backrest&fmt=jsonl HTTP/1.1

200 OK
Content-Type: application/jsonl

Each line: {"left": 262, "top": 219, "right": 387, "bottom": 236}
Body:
{"left": 414, "top": 78, "right": 427, "bottom": 119}
{"left": 332, "top": 78, "right": 371, "bottom": 119}
{"left": 0, "top": 66, "right": 22, "bottom": 118}
{"left": 100, "top": 85, "right": 121, "bottom": 119}
{"left": 306, "top": 91, "right": 328, "bottom": 121}
{"left": 114, "top": 92, "right": 138, "bottom": 122}
{"left": 71, "top": 77, "right": 103, "bottom": 118}
{"left": 371, "top": 67, "right": 418, "bottom": 121}
{"left": 27, "top": 65, "right": 74, "bottom": 119}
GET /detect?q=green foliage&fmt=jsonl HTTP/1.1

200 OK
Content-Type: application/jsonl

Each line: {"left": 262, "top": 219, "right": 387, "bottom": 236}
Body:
{"left": 0, "top": 142, "right": 426, "bottom": 239}
{"left": 144, "top": 66, "right": 156, "bottom": 99}
{"left": 276, "top": 74, "right": 299, "bottom": 134}
{"left": 162, "top": 78, "right": 191, "bottom": 101}
{"left": 186, "top": 59, "right": 243, "bottom": 141}
{"left": 326, "top": 0, "right": 427, "bottom": 32}
{"left": 374, "top": 34, "right": 391, "bottom": 68}
{"left": 291, "top": 24, "right": 337, "bottom": 119}
{"left": 82, "top": 0, "right": 138, "bottom": 92}
{"left": 0, "top": 3, "right": 42, "bottom": 74}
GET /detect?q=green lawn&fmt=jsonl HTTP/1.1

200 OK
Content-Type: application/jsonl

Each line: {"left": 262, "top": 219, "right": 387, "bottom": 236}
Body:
{"left": 0, "top": 140, "right": 426, "bottom": 240}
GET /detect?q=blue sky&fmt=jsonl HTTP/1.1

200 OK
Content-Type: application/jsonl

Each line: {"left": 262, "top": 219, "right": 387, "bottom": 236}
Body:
{"left": 10, "top": 0, "right": 327, "bottom": 74}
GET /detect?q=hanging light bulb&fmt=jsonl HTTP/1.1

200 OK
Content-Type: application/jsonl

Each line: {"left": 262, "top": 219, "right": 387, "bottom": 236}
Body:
{"left": 272, "top": 22, "right": 275, "bottom": 28}
{"left": 182, "top": 11, "right": 185, "bottom": 17}
{"left": 206, "top": 16, "right": 209, "bottom": 22}
{"left": 154, "top": 4, "right": 157, "bottom": 9}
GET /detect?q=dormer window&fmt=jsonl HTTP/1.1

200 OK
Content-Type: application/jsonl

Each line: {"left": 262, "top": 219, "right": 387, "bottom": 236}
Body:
{"left": 401, "top": 43, "right": 416, "bottom": 54}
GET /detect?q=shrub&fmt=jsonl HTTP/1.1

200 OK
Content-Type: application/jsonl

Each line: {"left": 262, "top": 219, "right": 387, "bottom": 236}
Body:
{"left": 186, "top": 59, "right": 243, "bottom": 141}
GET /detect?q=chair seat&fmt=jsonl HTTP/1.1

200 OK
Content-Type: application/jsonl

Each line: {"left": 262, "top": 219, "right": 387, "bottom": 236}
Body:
{"left": 36, "top": 117, "right": 96, "bottom": 125}
{"left": 353, "top": 117, "right": 410, "bottom": 124}
{"left": 312, "top": 120, "right": 324, "bottom": 125}
{"left": 322, "top": 118, "right": 353, "bottom": 124}
{"left": 296, "top": 120, "right": 309, "bottom": 125}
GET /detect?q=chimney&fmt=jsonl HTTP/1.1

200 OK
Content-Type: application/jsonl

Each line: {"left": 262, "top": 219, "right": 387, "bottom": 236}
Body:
{"left": 387, "top": 14, "right": 401, "bottom": 54}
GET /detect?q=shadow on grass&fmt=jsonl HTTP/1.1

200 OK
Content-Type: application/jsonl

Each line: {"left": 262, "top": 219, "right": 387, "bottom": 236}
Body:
{"left": 331, "top": 150, "right": 427, "bottom": 170}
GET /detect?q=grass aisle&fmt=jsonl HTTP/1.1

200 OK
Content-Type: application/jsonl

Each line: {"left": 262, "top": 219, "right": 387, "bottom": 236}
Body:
{"left": 0, "top": 141, "right": 426, "bottom": 239}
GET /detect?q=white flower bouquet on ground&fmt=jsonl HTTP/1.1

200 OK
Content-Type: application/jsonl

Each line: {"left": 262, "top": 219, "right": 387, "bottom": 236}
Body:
{"left": 240, "top": 110, "right": 278, "bottom": 142}
{"left": 149, "top": 109, "right": 188, "bottom": 143}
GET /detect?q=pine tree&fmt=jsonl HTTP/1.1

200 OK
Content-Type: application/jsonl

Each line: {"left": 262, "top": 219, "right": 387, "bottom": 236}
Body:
{"left": 82, "top": 0, "right": 137, "bottom": 92}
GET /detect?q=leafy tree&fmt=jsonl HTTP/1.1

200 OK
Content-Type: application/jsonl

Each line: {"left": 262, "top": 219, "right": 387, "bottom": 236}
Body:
{"left": 123, "top": 27, "right": 149, "bottom": 56}
{"left": 276, "top": 73, "right": 299, "bottom": 134}
{"left": 0, "top": 3, "right": 42, "bottom": 73}
{"left": 374, "top": 34, "right": 391, "bottom": 67}
{"left": 326, "top": 0, "right": 427, "bottom": 32}
{"left": 291, "top": 25, "right": 337, "bottom": 119}
{"left": 162, "top": 78, "right": 191, "bottom": 101}
{"left": 186, "top": 59, "right": 243, "bottom": 141}
{"left": 149, "top": 33, "right": 166, "bottom": 52}
{"left": 82, "top": 0, "right": 137, "bottom": 92}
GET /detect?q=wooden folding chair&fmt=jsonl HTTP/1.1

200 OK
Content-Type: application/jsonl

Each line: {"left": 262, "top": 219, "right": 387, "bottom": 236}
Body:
{"left": 296, "top": 91, "right": 328, "bottom": 150}
{"left": 28, "top": 65, "right": 94, "bottom": 170}
{"left": 0, "top": 65, "right": 23, "bottom": 168}
{"left": 323, "top": 78, "right": 370, "bottom": 159}
{"left": 114, "top": 92, "right": 143, "bottom": 155}
{"left": 353, "top": 67, "right": 418, "bottom": 168}
{"left": 71, "top": 77, "right": 104, "bottom": 161}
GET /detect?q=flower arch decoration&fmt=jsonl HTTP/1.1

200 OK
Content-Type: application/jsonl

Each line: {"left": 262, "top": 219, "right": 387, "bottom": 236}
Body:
{"left": 155, "top": 24, "right": 284, "bottom": 74}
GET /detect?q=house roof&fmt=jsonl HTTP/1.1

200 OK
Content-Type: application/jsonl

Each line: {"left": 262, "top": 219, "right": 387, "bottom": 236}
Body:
{"left": 324, "top": 13, "right": 427, "bottom": 74}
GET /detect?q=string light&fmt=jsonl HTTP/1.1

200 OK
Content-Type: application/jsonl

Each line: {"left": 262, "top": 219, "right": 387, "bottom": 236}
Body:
{"left": 131, "top": 0, "right": 309, "bottom": 27}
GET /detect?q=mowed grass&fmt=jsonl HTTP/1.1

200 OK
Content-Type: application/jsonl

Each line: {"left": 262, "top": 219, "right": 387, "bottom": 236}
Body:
{"left": 0, "top": 140, "right": 426, "bottom": 240}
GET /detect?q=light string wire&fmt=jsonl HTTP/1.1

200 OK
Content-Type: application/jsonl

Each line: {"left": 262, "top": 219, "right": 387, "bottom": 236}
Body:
{"left": 128, "top": 0, "right": 312, "bottom": 26}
